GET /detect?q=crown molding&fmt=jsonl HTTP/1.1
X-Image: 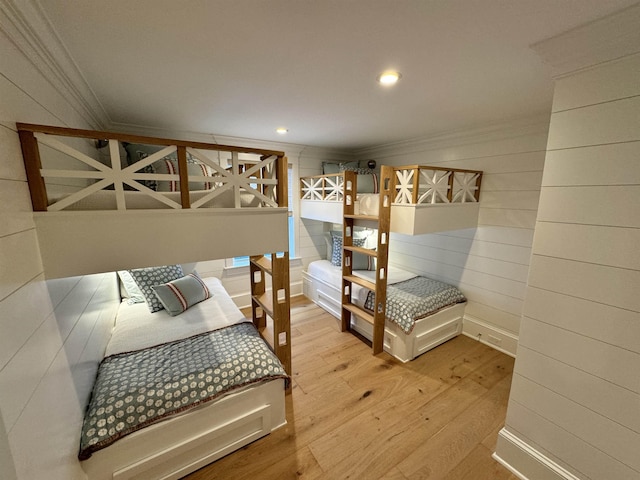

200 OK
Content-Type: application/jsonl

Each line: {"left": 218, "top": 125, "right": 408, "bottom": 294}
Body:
{"left": 0, "top": 0, "right": 109, "bottom": 128}
{"left": 531, "top": 3, "right": 640, "bottom": 78}
{"left": 354, "top": 113, "right": 550, "bottom": 159}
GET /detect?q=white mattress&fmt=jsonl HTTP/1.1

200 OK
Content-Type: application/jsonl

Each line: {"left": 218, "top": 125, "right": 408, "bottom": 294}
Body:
{"left": 307, "top": 260, "right": 417, "bottom": 306}
{"left": 105, "top": 276, "right": 247, "bottom": 356}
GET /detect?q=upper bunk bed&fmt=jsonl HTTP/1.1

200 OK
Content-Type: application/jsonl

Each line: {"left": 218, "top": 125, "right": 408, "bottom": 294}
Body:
{"left": 17, "top": 123, "right": 290, "bottom": 279}
{"left": 299, "top": 164, "right": 483, "bottom": 235}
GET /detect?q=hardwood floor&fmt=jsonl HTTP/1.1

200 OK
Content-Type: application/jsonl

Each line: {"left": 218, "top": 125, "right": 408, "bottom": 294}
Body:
{"left": 185, "top": 297, "right": 519, "bottom": 480}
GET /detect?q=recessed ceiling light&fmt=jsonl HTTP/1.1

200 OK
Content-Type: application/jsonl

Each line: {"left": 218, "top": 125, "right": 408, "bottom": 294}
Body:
{"left": 377, "top": 71, "right": 402, "bottom": 86}
{"left": 276, "top": 127, "right": 288, "bottom": 135}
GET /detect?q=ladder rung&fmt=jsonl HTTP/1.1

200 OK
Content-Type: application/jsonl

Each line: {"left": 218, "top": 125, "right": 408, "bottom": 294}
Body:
{"left": 343, "top": 303, "right": 374, "bottom": 325}
{"left": 344, "top": 214, "right": 378, "bottom": 221}
{"left": 343, "top": 275, "right": 376, "bottom": 291}
{"left": 344, "top": 245, "right": 377, "bottom": 257}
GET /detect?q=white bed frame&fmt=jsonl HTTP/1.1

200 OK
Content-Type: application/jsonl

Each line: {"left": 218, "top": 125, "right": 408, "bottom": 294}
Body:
{"left": 302, "top": 269, "right": 465, "bottom": 362}
{"left": 17, "top": 123, "right": 289, "bottom": 279}
{"left": 81, "top": 275, "right": 288, "bottom": 479}
{"left": 81, "top": 379, "right": 286, "bottom": 480}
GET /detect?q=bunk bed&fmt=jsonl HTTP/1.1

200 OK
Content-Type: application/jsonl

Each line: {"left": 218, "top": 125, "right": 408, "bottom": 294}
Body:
{"left": 17, "top": 123, "right": 292, "bottom": 479}
{"left": 300, "top": 164, "right": 482, "bottom": 361}
{"left": 80, "top": 272, "right": 288, "bottom": 480}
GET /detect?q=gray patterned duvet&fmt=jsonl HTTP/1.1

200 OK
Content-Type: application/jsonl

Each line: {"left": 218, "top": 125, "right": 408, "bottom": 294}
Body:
{"left": 79, "top": 322, "right": 288, "bottom": 460}
{"left": 364, "top": 276, "right": 466, "bottom": 334}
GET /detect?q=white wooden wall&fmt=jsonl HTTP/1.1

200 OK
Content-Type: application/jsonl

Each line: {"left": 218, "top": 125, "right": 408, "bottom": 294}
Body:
{"left": 357, "top": 119, "right": 549, "bottom": 355}
{"left": 496, "top": 16, "right": 640, "bottom": 480}
{"left": 0, "top": 20, "right": 120, "bottom": 480}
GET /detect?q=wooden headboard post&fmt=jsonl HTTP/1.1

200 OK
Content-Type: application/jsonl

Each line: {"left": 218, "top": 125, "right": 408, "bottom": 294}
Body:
{"left": 276, "top": 155, "right": 288, "bottom": 208}
{"left": 176, "top": 146, "right": 191, "bottom": 208}
{"left": 17, "top": 128, "right": 48, "bottom": 211}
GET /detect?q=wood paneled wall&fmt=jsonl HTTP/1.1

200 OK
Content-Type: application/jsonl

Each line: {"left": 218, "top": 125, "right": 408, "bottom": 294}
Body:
{"left": 498, "top": 51, "right": 640, "bottom": 480}
{"left": 357, "top": 120, "right": 549, "bottom": 355}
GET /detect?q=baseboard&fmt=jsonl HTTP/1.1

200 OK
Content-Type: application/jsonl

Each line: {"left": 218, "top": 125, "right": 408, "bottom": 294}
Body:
{"left": 493, "top": 428, "right": 582, "bottom": 480}
{"left": 461, "top": 314, "right": 518, "bottom": 357}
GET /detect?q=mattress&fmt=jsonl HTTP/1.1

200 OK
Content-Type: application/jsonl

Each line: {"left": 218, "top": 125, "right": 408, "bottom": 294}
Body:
{"left": 80, "top": 276, "right": 288, "bottom": 460}
{"left": 106, "top": 276, "right": 247, "bottom": 356}
{"left": 307, "top": 260, "right": 417, "bottom": 307}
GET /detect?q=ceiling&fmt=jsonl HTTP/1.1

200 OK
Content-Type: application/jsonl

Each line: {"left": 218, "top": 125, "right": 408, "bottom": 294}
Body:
{"left": 40, "top": 0, "right": 638, "bottom": 150}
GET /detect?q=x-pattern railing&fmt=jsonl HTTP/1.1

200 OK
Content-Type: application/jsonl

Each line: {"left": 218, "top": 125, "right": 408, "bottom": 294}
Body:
{"left": 17, "top": 123, "right": 288, "bottom": 212}
{"left": 300, "top": 174, "right": 344, "bottom": 201}
{"left": 299, "top": 165, "right": 482, "bottom": 206}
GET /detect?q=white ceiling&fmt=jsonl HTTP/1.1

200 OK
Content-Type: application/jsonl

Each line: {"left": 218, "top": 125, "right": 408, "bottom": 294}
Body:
{"left": 40, "top": 0, "right": 638, "bottom": 150}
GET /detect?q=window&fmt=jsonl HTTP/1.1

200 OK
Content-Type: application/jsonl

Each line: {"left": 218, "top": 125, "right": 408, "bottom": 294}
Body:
{"left": 229, "top": 164, "right": 295, "bottom": 268}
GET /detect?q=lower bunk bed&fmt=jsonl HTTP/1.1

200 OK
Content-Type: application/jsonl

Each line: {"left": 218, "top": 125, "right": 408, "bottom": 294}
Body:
{"left": 302, "top": 260, "right": 466, "bottom": 362}
{"left": 80, "top": 271, "right": 289, "bottom": 480}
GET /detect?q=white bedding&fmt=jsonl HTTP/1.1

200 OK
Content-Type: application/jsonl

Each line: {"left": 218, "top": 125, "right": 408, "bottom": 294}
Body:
{"left": 105, "top": 276, "right": 247, "bottom": 356}
{"left": 307, "top": 260, "right": 417, "bottom": 306}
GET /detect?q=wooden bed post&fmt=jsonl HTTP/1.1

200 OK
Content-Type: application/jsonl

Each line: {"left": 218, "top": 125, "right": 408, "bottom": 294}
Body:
{"left": 18, "top": 129, "right": 48, "bottom": 211}
{"left": 276, "top": 155, "right": 288, "bottom": 208}
{"left": 176, "top": 146, "right": 191, "bottom": 208}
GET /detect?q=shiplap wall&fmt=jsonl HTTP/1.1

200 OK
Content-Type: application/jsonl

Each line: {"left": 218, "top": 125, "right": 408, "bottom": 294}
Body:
{"left": 497, "top": 51, "right": 640, "bottom": 479}
{"left": 357, "top": 119, "right": 549, "bottom": 355}
{"left": 0, "top": 22, "right": 121, "bottom": 480}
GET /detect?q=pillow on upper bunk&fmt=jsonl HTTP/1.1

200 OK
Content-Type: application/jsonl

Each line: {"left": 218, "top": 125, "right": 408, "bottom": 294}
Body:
{"left": 124, "top": 143, "right": 214, "bottom": 192}
{"left": 338, "top": 164, "right": 379, "bottom": 194}
{"left": 152, "top": 273, "right": 211, "bottom": 316}
{"left": 322, "top": 161, "right": 358, "bottom": 175}
{"left": 128, "top": 264, "right": 184, "bottom": 313}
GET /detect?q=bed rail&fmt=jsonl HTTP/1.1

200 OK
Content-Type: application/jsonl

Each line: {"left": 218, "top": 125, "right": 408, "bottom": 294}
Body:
{"left": 17, "top": 123, "right": 288, "bottom": 212}
{"left": 300, "top": 165, "right": 482, "bottom": 205}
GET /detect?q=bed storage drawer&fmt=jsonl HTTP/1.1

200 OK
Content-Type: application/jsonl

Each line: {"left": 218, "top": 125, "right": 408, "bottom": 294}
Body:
{"left": 303, "top": 270, "right": 342, "bottom": 319}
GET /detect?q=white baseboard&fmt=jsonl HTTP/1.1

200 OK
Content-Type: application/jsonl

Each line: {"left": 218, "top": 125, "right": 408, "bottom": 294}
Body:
{"left": 493, "top": 429, "right": 582, "bottom": 480}
{"left": 461, "top": 314, "right": 518, "bottom": 357}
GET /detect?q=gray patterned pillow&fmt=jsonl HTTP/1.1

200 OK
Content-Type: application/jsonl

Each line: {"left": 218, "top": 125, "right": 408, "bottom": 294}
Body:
{"left": 128, "top": 265, "right": 184, "bottom": 313}
{"left": 152, "top": 274, "right": 211, "bottom": 316}
{"left": 330, "top": 233, "right": 366, "bottom": 267}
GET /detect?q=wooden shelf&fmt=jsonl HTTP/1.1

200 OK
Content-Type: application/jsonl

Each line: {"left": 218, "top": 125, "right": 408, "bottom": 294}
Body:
{"left": 343, "top": 303, "right": 374, "bottom": 325}
{"left": 343, "top": 275, "right": 376, "bottom": 291}
{"left": 252, "top": 293, "right": 274, "bottom": 318}
{"left": 250, "top": 255, "right": 272, "bottom": 275}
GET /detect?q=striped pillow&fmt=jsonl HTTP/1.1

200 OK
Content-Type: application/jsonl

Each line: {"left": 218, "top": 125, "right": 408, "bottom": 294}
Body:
{"left": 129, "top": 264, "right": 184, "bottom": 312}
{"left": 152, "top": 274, "right": 211, "bottom": 316}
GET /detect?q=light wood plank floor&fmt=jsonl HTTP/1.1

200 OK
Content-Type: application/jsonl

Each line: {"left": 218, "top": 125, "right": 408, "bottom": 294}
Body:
{"left": 185, "top": 297, "right": 518, "bottom": 480}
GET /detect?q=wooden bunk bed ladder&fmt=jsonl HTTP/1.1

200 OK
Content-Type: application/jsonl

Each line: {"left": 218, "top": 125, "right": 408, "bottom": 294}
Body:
{"left": 341, "top": 165, "right": 393, "bottom": 355}
{"left": 250, "top": 252, "right": 292, "bottom": 387}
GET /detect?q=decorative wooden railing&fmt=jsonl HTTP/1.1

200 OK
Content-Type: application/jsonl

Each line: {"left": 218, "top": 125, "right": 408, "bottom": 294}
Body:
{"left": 300, "top": 173, "right": 344, "bottom": 202}
{"left": 300, "top": 165, "right": 482, "bottom": 205}
{"left": 17, "top": 123, "right": 288, "bottom": 212}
